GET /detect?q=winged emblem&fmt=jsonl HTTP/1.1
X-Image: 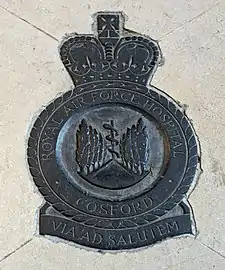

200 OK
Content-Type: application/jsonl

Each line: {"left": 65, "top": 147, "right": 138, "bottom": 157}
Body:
{"left": 76, "top": 119, "right": 106, "bottom": 175}
{"left": 76, "top": 118, "right": 149, "bottom": 177}
{"left": 120, "top": 118, "right": 149, "bottom": 175}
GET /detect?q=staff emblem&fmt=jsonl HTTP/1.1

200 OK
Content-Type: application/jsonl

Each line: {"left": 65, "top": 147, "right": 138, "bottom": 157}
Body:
{"left": 76, "top": 118, "right": 150, "bottom": 186}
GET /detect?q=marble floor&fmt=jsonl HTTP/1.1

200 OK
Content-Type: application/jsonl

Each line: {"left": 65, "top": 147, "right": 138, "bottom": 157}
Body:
{"left": 0, "top": 0, "right": 225, "bottom": 269}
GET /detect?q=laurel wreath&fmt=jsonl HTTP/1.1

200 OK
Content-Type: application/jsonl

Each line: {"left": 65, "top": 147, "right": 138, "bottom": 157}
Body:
{"left": 27, "top": 81, "right": 200, "bottom": 230}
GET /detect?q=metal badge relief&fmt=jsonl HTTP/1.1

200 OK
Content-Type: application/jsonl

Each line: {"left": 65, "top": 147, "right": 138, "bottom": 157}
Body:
{"left": 27, "top": 12, "right": 201, "bottom": 251}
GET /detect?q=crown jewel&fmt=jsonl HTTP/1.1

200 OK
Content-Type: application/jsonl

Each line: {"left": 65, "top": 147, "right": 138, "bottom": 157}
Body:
{"left": 60, "top": 12, "right": 162, "bottom": 86}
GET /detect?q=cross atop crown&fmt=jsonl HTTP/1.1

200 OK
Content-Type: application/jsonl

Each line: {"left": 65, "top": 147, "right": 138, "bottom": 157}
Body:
{"left": 60, "top": 12, "right": 162, "bottom": 86}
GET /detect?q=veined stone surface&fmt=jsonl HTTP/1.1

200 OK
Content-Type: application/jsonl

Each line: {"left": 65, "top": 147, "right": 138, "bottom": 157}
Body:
{"left": 0, "top": 0, "right": 225, "bottom": 268}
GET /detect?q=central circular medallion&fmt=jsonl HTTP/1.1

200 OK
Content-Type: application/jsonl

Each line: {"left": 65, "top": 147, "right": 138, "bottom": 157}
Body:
{"left": 56, "top": 103, "right": 169, "bottom": 200}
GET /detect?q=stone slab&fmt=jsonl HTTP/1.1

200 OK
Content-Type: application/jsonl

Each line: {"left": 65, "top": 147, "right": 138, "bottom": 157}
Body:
{"left": 0, "top": 7, "right": 70, "bottom": 260}
{"left": 152, "top": 0, "right": 225, "bottom": 256}
{"left": 0, "top": 0, "right": 225, "bottom": 268}
{"left": 1, "top": 237, "right": 225, "bottom": 270}
{"left": 0, "top": 0, "right": 219, "bottom": 40}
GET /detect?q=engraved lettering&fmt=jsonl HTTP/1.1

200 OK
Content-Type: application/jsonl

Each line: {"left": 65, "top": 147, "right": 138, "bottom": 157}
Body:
{"left": 137, "top": 230, "right": 148, "bottom": 242}
{"left": 128, "top": 234, "right": 137, "bottom": 244}
{"left": 100, "top": 91, "right": 110, "bottom": 100}
{"left": 166, "top": 221, "right": 179, "bottom": 233}
{"left": 42, "top": 142, "right": 53, "bottom": 151}
{"left": 157, "top": 224, "right": 167, "bottom": 236}
{"left": 109, "top": 205, "right": 119, "bottom": 216}
{"left": 91, "top": 92, "right": 97, "bottom": 102}
{"left": 149, "top": 228, "right": 156, "bottom": 239}
{"left": 166, "top": 121, "right": 176, "bottom": 130}
{"left": 52, "top": 219, "right": 104, "bottom": 245}
{"left": 172, "top": 141, "right": 183, "bottom": 149}
{"left": 76, "top": 198, "right": 84, "bottom": 206}
{"left": 120, "top": 204, "right": 131, "bottom": 214}
{"left": 65, "top": 226, "right": 75, "bottom": 237}
{"left": 111, "top": 90, "right": 120, "bottom": 100}
{"left": 42, "top": 132, "right": 53, "bottom": 141}
{"left": 52, "top": 220, "right": 62, "bottom": 231}
{"left": 51, "top": 118, "right": 63, "bottom": 125}
{"left": 117, "top": 235, "right": 127, "bottom": 245}
{"left": 76, "top": 97, "right": 89, "bottom": 106}
{"left": 131, "top": 201, "right": 142, "bottom": 213}
{"left": 61, "top": 223, "right": 67, "bottom": 234}
{"left": 47, "top": 126, "right": 59, "bottom": 136}
{"left": 142, "top": 197, "right": 153, "bottom": 208}
{"left": 106, "top": 221, "right": 179, "bottom": 247}
{"left": 41, "top": 133, "right": 55, "bottom": 160}
{"left": 160, "top": 113, "right": 171, "bottom": 123}
{"left": 99, "top": 204, "right": 108, "bottom": 215}
{"left": 79, "top": 231, "right": 90, "bottom": 242}
{"left": 108, "top": 229, "right": 150, "bottom": 247}
{"left": 44, "top": 117, "right": 63, "bottom": 137}
{"left": 41, "top": 151, "right": 55, "bottom": 160}
{"left": 109, "top": 235, "right": 116, "bottom": 246}
{"left": 92, "top": 232, "right": 103, "bottom": 244}
{"left": 121, "top": 92, "right": 131, "bottom": 101}
{"left": 74, "top": 198, "right": 155, "bottom": 216}
{"left": 87, "top": 202, "right": 97, "bottom": 212}
{"left": 143, "top": 100, "right": 155, "bottom": 111}
{"left": 172, "top": 151, "right": 185, "bottom": 157}
{"left": 130, "top": 94, "right": 140, "bottom": 105}
{"left": 168, "top": 129, "right": 182, "bottom": 139}
{"left": 64, "top": 105, "right": 74, "bottom": 116}
{"left": 153, "top": 106, "right": 163, "bottom": 116}
{"left": 63, "top": 100, "right": 80, "bottom": 115}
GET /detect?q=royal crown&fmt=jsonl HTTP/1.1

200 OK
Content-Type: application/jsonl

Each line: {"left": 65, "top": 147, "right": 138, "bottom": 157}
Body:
{"left": 60, "top": 12, "right": 162, "bottom": 86}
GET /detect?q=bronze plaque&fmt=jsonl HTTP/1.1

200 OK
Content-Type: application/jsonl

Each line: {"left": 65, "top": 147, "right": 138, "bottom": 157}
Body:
{"left": 27, "top": 12, "right": 200, "bottom": 251}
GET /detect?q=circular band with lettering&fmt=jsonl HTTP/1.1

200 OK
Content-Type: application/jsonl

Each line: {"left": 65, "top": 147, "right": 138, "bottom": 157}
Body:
{"left": 28, "top": 82, "right": 198, "bottom": 231}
